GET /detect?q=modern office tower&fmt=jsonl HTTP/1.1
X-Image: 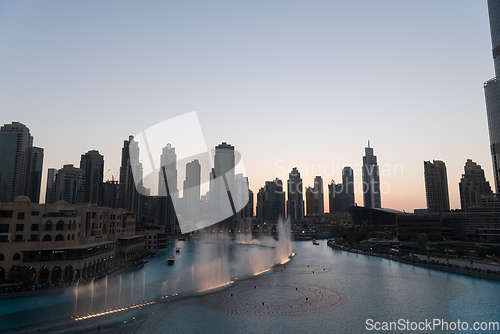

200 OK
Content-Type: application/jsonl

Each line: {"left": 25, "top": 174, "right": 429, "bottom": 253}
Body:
{"left": 54, "top": 164, "right": 85, "bottom": 204}
{"left": 459, "top": 159, "right": 493, "bottom": 212}
{"left": 0, "top": 122, "right": 44, "bottom": 203}
{"left": 256, "top": 187, "right": 265, "bottom": 220}
{"left": 328, "top": 180, "right": 343, "bottom": 213}
{"left": 485, "top": 0, "right": 500, "bottom": 192}
{"left": 27, "top": 146, "right": 44, "bottom": 203}
{"left": 245, "top": 189, "right": 254, "bottom": 218}
{"left": 314, "top": 176, "right": 324, "bottom": 216}
{"left": 213, "top": 142, "right": 236, "bottom": 222}
{"left": 103, "top": 180, "right": 119, "bottom": 208}
{"left": 305, "top": 186, "right": 315, "bottom": 216}
{"left": 341, "top": 167, "right": 355, "bottom": 211}
{"left": 45, "top": 168, "right": 58, "bottom": 204}
{"left": 362, "top": 142, "right": 381, "bottom": 208}
{"left": 424, "top": 160, "right": 450, "bottom": 213}
{"left": 118, "top": 136, "right": 143, "bottom": 215}
{"left": 182, "top": 159, "right": 201, "bottom": 222}
{"left": 158, "top": 143, "right": 178, "bottom": 233}
{"left": 287, "top": 167, "right": 304, "bottom": 220}
{"left": 80, "top": 150, "right": 104, "bottom": 205}
{"left": 257, "top": 179, "right": 285, "bottom": 221}
{"left": 234, "top": 174, "right": 253, "bottom": 220}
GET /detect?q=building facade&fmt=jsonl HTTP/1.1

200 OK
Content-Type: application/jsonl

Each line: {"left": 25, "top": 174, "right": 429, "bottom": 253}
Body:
{"left": 484, "top": 0, "right": 500, "bottom": 193}
{"left": 0, "top": 196, "right": 144, "bottom": 285}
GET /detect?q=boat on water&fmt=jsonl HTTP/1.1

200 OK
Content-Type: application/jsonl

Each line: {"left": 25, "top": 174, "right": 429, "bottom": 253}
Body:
{"left": 168, "top": 256, "right": 175, "bottom": 265}
{"left": 312, "top": 239, "right": 319, "bottom": 245}
{"left": 175, "top": 247, "right": 180, "bottom": 253}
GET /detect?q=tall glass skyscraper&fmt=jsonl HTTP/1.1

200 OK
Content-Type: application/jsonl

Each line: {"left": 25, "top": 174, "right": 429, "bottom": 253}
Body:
{"left": 0, "top": 122, "right": 43, "bottom": 203}
{"left": 362, "top": 142, "right": 381, "bottom": 209}
{"left": 485, "top": 0, "right": 500, "bottom": 192}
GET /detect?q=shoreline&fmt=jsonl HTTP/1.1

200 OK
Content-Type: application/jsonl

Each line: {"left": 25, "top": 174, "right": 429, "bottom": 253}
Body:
{"left": 326, "top": 240, "right": 500, "bottom": 282}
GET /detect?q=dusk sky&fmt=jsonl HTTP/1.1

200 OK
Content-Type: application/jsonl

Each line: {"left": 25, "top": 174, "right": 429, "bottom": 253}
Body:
{"left": 0, "top": 1, "right": 494, "bottom": 212}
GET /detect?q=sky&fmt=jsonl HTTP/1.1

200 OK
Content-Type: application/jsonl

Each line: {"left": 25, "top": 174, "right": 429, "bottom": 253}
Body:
{"left": 0, "top": 0, "right": 495, "bottom": 213}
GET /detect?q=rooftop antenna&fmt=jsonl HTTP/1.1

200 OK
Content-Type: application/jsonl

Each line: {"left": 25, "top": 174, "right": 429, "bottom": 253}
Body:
{"left": 368, "top": 140, "right": 370, "bottom": 148}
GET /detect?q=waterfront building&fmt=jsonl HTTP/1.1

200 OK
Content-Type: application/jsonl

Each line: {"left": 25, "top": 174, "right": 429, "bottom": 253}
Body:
{"left": 484, "top": 0, "right": 500, "bottom": 192}
{"left": 362, "top": 142, "right": 381, "bottom": 208}
{"left": 287, "top": 167, "right": 304, "bottom": 220}
{"left": 0, "top": 196, "right": 144, "bottom": 284}
{"left": 53, "top": 164, "right": 85, "bottom": 204}
{"left": 80, "top": 150, "right": 104, "bottom": 205}
{"left": 424, "top": 160, "right": 450, "bottom": 213}
{"left": 0, "top": 122, "right": 43, "bottom": 203}
{"left": 459, "top": 160, "right": 492, "bottom": 212}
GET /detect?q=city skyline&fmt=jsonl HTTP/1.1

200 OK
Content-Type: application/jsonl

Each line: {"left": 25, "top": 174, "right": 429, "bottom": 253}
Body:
{"left": 0, "top": 1, "right": 495, "bottom": 212}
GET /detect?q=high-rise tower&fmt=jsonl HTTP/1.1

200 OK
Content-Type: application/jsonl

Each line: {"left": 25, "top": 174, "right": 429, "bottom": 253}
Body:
{"left": 287, "top": 167, "right": 304, "bottom": 220}
{"left": 485, "top": 0, "right": 500, "bottom": 192}
{"left": 362, "top": 141, "right": 381, "bottom": 208}
{"left": 459, "top": 159, "right": 492, "bottom": 211}
{"left": 158, "top": 143, "right": 178, "bottom": 233}
{"left": 118, "top": 135, "right": 143, "bottom": 215}
{"left": 182, "top": 159, "right": 201, "bottom": 222}
{"left": 0, "top": 122, "right": 43, "bottom": 203}
{"left": 424, "top": 160, "right": 450, "bottom": 213}
{"left": 80, "top": 150, "right": 104, "bottom": 204}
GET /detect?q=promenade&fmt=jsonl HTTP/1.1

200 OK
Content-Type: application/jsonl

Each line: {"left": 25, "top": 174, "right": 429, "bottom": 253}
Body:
{"left": 327, "top": 240, "right": 500, "bottom": 282}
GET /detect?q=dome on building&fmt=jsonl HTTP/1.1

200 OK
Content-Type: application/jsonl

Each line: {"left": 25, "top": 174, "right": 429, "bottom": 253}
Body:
{"left": 55, "top": 200, "right": 68, "bottom": 205}
{"left": 13, "top": 195, "right": 31, "bottom": 203}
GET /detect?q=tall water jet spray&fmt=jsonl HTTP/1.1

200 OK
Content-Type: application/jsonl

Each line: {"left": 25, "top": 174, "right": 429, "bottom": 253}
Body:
{"left": 275, "top": 217, "right": 293, "bottom": 264}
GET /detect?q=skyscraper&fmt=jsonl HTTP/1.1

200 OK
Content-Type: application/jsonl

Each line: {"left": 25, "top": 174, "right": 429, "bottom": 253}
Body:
{"left": 314, "top": 176, "right": 324, "bottom": 216}
{"left": 362, "top": 142, "right": 381, "bottom": 208}
{"left": 54, "top": 164, "right": 85, "bottom": 204}
{"left": 459, "top": 159, "right": 492, "bottom": 212}
{"left": 341, "top": 166, "right": 355, "bottom": 211}
{"left": 158, "top": 143, "right": 178, "bottom": 233}
{"left": 213, "top": 142, "right": 236, "bottom": 224}
{"left": 306, "top": 176, "right": 324, "bottom": 217}
{"left": 424, "top": 160, "right": 450, "bottom": 213}
{"left": 257, "top": 178, "right": 285, "bottom": 221}
{"left": 305, "top": 186, "right": 315, "bottom": 216}
{"left": 27, "top": 146, "right": 44, "bottom": 203}
{"left": 287, "top": 167, "right": 304, "bottom": 220}
{"left": 118, "top": 136, "right": 143, "bottom": 215}
{"left": 328, "top": 180, "right": 343, "bottom": 213}
{"left": 0, "top": 122, "right": 43, "bottom": 203}
{"left": 45, "top": 168, "right": 57, "bottom": 204}
{"left": 234, "top": 174, "right": 253, "bottom": 221}
{"left": 182, "top": 159, "right": 201, "bottom": 222}
{"left": 80, "top": 150, "right": 104, "bottom": 204}
{"left": 485, "top": 0, "right": 500, "bottom": 192}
